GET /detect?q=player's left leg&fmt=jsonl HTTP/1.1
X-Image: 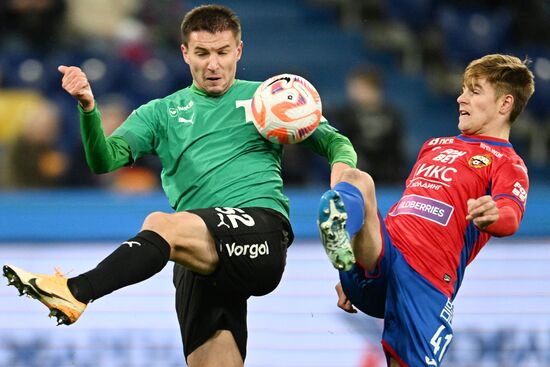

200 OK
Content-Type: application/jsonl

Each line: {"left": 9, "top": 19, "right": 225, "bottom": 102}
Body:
{"left": 382, "top": 246, "right": 454, "bottom": 366}
{"left": 174, "top": 207, "right": 293, "bottom": 366}
{"left": 174, "top": 262, "right": 247, "bottom": 367}
{"left": 187, "top": 330, "right": 243, "bottom": 367}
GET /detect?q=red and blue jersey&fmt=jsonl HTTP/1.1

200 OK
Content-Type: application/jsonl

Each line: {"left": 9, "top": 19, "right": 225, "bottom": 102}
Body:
{"left": 384, "top": 134, "right": 528, "bottom": 297}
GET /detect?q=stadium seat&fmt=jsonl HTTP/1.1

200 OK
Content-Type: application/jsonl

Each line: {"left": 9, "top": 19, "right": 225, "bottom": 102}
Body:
{"left": 437, "top": 5, "right": 512, "bottom": 66}
{"left": 0, "top": 90, "right": 46, "bottom": 143}
{"left": 526, "top": 50, "right": 550, "bottom": 119}
{"left": 1, "top": 51, "right": 52, "bottom": 92}
{"left": 385, "top": 0, "right": 437, "bottom": 33}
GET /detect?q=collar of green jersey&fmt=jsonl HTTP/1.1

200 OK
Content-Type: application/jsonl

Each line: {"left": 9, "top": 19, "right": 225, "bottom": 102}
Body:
{"left": 190, "top": 80, "right": 238, "bottom": 97}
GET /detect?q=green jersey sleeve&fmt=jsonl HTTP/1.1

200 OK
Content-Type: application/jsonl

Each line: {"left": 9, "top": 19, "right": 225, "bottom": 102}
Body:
{"left": 299, "top": 117, "right": 357, "bottom": 168}
{"left": 79, "top": 105, "right": 132, "bottom": 173}
{"left": 110, "top": 99, "right": 161, "bottom": 161}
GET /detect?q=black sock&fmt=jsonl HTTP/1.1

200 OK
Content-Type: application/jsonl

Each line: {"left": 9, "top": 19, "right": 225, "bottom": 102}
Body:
{"left": 67, "top": 230, "right": 171, "bottom": 303}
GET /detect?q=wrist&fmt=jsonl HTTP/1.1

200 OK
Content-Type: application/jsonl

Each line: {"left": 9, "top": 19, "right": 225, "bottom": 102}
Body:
{"left": 79, "top": 100, "right": 95, "bottom": 112}
{"left": 78, "top": 101, "right": 98, "bottom": 114}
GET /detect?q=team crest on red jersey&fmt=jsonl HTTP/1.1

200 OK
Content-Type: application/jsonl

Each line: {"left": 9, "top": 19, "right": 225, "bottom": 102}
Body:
{"left": 468, "top": 154, "right": 492, "bottom": 168}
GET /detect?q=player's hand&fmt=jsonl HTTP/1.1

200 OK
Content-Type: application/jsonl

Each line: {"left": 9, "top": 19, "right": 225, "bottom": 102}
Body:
{"left": 335, "top": 282, "right": 357, "bottom": 313}
{"left": 58, "top": 65, "right": 95, "bottom": 111}
{"left": 465, "top": 195, "right": 499, "bottom": 230}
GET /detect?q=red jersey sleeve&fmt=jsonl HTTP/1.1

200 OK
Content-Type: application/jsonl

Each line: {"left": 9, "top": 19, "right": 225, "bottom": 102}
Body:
{"left": 490, "top": 156, "right": 528, "bottom": 211}
{"left": 485, "top": 154, "right": 529, "bottom": 237}
{"left": 483, "top": 198, "right": 522, "bottom": 237}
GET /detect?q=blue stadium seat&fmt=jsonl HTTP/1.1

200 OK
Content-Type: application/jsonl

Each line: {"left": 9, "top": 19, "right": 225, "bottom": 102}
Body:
{"left": 385, "top": 0, "right": 437, "bottom": 32}
{"left": 520, "top": 49, "right": 550, "bottom": 119}
{"left": 0, "top": 51, "right": 52, "bottom": 92}
{"left": 122, "top": 51, "right": 192, "bottom": 106}
{"left": 437, "top": 5, "right": 512, "bottom": 66}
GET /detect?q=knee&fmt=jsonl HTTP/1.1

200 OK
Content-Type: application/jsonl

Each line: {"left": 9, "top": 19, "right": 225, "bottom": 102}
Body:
{"left": 142, "top": 211, "right": 172, "bottom": 235}
{"left": 339, "top": 168, "right": 375, "bottom": 197}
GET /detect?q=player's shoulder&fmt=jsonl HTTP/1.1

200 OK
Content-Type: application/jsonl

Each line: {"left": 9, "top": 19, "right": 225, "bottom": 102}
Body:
{"left": 233, "top": 79, "right": 262, "bottom": 94}
{"left": 134, "top": 88, "right": 191, "bottom": 113}
{"left": 157, "top": 88, "right": 193, "bottom": 104}
{"left": 496, "top": 145, "right": 527, "bottom": 172}
{"left": 417, "top": 136, "right": 458, "bottom": 154}
{"left": 235, "top": 79, "right": 262, "bottom": 87}
{"left": 422, "top": 136, "right": 457, "bottom": 148}
{"left": 460, "top": 135, "right": 528, "bottom": 174}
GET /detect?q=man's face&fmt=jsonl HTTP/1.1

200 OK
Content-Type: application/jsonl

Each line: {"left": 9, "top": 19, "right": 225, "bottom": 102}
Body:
{"left": 181, "top": 30, "right": 242, "bottom": 96}
{"left": 347, "top": 79, "right": 381, "bottom": 110}
{"left": 457, "top": 77, "right": 506, "bottom": 135}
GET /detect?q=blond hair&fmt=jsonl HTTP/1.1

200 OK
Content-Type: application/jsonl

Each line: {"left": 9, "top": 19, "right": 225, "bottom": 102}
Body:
{"left": 464, "top": 54, "right": 535, "bottom": 123}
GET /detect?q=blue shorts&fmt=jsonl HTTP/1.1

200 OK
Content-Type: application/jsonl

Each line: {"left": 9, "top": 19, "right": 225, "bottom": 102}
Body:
{"left": 339, "top": 220, "right": 454, "bottom": 366}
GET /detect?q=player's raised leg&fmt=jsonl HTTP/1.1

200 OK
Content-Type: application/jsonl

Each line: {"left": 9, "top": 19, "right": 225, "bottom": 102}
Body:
{"left": 2, "top": 210, "right": 216, "bottom": 326}
{"left": 318, "top": 168, "right": 383, "bottom": 272}
{"left": 3, "top": 264, "right": 87, "bottom": 325}
{"left": 318, "top": 189, "right": 356, "bottom": 271}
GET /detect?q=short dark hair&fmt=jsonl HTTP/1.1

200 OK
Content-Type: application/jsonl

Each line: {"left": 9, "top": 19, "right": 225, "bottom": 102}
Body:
{"left": 348, "top": 65, "right": 383, "bottom": 89}
{"left": 180, "top": 4, "right": 241, "bottom": 46}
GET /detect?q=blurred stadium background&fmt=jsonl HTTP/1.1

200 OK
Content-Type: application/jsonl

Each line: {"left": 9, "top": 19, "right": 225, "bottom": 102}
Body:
{"left": 1, "top": 0, "right": 549, "bottom": 366}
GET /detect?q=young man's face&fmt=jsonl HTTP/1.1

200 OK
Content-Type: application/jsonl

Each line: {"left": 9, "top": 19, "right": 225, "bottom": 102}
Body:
{"left": 457, "top": 77, "right": 507, "bottom": 136}
{"left": 181, "top": 30, "right": 243, "bottom": 96}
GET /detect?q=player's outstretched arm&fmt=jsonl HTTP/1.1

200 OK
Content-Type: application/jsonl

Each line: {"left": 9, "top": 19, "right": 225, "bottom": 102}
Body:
{"left": 58, "top": 65, "right": 131, "bottom": 174}
{"left": 58, "top": 65, "right": 95, "bottom": 111}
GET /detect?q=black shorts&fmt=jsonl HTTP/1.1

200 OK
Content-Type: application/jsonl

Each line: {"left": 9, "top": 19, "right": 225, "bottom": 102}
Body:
{"left": 173, "top": 207, "right": 294, "bottom": 361}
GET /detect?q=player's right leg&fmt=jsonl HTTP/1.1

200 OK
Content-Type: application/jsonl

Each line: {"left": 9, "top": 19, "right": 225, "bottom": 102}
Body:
{"left": 381, "top": 245, "right": 454, "bottom": 366}
{"left": 318, "top": 168, "right": 383, "bottom": 272}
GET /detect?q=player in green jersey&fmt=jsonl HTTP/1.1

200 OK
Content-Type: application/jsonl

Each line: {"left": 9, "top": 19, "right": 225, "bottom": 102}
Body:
{"left": 3, "top": 4, "right": 356, "bottom": 366}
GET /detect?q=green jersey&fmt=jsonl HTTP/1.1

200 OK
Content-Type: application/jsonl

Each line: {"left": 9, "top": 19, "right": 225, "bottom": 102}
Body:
{"left": 114, "top": 80, "right": 290, "bottom": 214}
{"left": 79, "top": 80, "right": 356, "bottom": 218}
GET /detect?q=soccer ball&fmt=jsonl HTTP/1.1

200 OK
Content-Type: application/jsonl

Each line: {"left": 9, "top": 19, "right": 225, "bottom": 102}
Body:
{"left": 251, "top": 74, "right": 322, "bottom": 144}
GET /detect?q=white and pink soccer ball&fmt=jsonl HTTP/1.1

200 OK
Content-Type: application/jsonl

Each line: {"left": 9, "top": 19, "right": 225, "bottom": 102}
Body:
{"left": 251, "top": 74, "right": 322, "bottom": 144}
